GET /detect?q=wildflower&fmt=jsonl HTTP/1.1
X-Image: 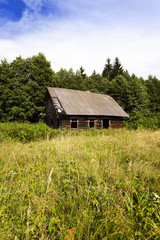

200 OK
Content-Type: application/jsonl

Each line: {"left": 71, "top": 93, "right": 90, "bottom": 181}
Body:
{"left": 147, "top": 214, "right": 150, "bottom": 217}
{"left": 153, "top": 192, "right": 160, "bottom": 200}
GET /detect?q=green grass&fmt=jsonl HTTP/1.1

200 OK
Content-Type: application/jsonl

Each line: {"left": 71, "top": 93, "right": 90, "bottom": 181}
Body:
{"left": 0, "top": 122, "right": 114, "bottom": 142}
{"left": 0, "top": 123, "right": 160, "bottom": 239}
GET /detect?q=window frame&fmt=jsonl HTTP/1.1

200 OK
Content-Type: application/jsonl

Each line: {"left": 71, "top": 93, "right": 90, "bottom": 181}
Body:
{"left": 71, "top": 119, "right": 77, "bottom": 129}
{"left": 89, "top": 119, "right": 94, "bottom": 128}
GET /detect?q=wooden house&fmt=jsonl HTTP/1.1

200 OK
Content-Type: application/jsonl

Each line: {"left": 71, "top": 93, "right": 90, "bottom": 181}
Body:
{"left": 45, "top": 87, "right": 129, "bottom": 129}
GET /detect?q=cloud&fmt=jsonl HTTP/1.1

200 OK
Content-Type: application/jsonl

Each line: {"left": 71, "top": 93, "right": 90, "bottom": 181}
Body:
{"left": 22, "top": 0, "right": 43, "bottom": 11}
{"left": 1, "top": 17, "right": 160, "bottom": 78}
{"left": 0, "top": 0, "right": 160, "bottom": 78}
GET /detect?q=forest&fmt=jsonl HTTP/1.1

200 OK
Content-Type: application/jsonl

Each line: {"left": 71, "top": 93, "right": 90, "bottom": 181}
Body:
{"left": 0, "top": 53, "right": 160, "bottom": 129}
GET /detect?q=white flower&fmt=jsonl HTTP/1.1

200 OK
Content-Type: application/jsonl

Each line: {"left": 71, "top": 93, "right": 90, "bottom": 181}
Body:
{"left": 153, "top": 192, "right": 160, "bottom": 200}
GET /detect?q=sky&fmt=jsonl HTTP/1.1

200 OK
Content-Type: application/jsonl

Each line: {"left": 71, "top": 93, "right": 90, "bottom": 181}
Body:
{"left": 0, "top": 0, "right": 160, "bottom": 78}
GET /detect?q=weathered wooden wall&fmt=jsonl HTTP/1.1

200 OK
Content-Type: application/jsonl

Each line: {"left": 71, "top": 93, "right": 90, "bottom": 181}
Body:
{"left": 46, "top": 97, "right": 124, "bottom": 129}
{"left": 46, "top": 98, "right": 56, "bottom": 115}
{"left": 77, "top": 119, "right": 88, "bottom": 130}
{"left": 62, "top": 119, "right": 71, "bottom": 129}
{"left": 110, "top": 117, "right": 123, "bottom": 129}
{"left": 61, "top": 117, "right": 123, "bottom": 130}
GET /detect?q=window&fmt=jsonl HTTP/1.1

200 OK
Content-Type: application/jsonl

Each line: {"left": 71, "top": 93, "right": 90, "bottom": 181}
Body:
{"left": 103, "top": 119, "right": 109, "bottom": 129}
{"left": 71, "top": 119, "right": 77, "bottom": 129}
{"left": 89, "top": 119, "right": 94, "bottom": 128}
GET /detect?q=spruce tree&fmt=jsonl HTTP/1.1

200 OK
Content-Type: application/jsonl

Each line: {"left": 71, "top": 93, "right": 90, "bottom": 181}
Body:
{"left": 112, "top": 57, "right": 124, "bottom": 79}
{"left": 102, "top": 58, "right": 113, "bottom": 81}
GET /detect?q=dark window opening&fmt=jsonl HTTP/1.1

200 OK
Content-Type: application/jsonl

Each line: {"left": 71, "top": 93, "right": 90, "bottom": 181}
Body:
{"left": 89, "top": 119, "right": 94, "bottom": 128}
{"left": 71, "top": 119, "right": 77, "bottom": 129}
{"left": 103, "top": 119, "right": 109, "bottom": 129}
{"left": 57, "top": 118, "right": 60, "bottom": 128}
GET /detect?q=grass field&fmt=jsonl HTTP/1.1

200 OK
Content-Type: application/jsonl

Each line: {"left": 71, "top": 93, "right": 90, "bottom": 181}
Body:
{"left": 0, "top": 123, "right": 160, "bottom": 239}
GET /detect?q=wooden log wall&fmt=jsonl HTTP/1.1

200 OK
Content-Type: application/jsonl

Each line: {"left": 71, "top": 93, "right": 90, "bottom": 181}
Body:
{"left": 62, "top": 119, "right": 71, "bottom": 129}
{"left": 61, "top": 117, "right": 124, "bottom": 130}
{"left": 110, "top": 118, "right": 123, "bottom": 128}
{"left": 77, "top": 120, "right": 89, "bottom": 129}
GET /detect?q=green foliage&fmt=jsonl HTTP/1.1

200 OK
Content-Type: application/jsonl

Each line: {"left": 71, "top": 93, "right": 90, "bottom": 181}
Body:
{"left": 55, "top": 67, "right": 87, "bottom": 91}
{"left": 124, "top": 112, "right": 160, "bottom": 130}
{"left": 85, "top": 71, "right": 109, "bottom": 93}
{"left": 0, "top": 127, "right": 160, "bottom": 239}
{"left": 1, "top": 54, "right": 160, "bottom": 129}
{"left": 0, "top": 122, "right": 117, "bottom": 142}
{"left": 0, "top": 53, "right": 55, "bottom": 122}
{"left": 102, "top": 57, "right": 124, "bottom": 81}
{"left": 0, "top": 122, "right": 58, "bottom": 142}
{"left": 107, "top": 75, "right": 130, "bottom": 110}
{"left": 102, "top": 58, "right": 113, "bottom": 81}
{"left": 112, "top": 57, "right": 124, "bottom": 79}
{"left": 145, "top": 75, "right": 160, "bottom": 113}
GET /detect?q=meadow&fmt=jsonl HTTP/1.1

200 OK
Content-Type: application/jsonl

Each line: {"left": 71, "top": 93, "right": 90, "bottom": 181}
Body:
{"left": 0, "top": 123, "right": 160, "bottom": 239}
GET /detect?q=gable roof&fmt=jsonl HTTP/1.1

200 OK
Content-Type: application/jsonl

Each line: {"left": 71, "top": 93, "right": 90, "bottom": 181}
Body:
{"left": 47, "top": 87, "right": 129, "bottom": 117}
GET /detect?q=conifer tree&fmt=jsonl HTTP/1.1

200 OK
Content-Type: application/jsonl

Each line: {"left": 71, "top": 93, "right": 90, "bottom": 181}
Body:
{"left": 112, "top": 57, "right": 124, "bottom": 79}
{"left": 79, "top": 66, "right": 86, "bottom": 79}
{"left": 102, "top": 58, "right": 113, "bottom": 81}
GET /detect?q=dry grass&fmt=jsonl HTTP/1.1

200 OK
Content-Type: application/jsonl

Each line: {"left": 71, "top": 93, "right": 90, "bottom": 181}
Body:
{"left": 0, "top": 129, "right": 160, "bottom": 239}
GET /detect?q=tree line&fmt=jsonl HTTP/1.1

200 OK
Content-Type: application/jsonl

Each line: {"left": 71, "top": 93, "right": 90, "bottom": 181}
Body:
{"left": 0, "top": 53, "right": 160, "bottom": 128}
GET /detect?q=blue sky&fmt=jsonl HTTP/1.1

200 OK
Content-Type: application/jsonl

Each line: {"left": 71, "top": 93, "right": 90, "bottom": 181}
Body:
{"left": 0, "top": 0, "right": 160, "bottom": 78}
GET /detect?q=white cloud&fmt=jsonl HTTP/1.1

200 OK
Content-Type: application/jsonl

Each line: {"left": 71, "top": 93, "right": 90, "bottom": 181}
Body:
{"left": 22, "top": 0, "right": 43, "bottom": 12}
{"left": 1, "top": 17, "right": 160, "bottom": 78}
{"left": 0, "top": 0, "right": 160, "bottom": 78}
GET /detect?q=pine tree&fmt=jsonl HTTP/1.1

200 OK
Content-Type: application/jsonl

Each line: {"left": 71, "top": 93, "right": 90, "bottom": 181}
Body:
{"left": 102, "top": 58, "right": 113, "bottom": 81}
{"left": 79, "top": 66, "right": 86, "bottom": 79}
{"left": 112, "top": 57, "right": 124, "bottom": 79}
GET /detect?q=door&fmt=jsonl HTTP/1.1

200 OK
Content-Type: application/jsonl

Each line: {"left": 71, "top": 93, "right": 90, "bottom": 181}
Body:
{"left": 103, "top": 119, "right": 109, "bottom": 129}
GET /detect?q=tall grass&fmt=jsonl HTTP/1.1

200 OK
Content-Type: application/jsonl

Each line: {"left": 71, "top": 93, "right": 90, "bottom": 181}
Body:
{"left": 0, "top": 124, "right": 160, "bottom": 239}
{"left": 0, "top": 122, "right": 119, "bottom": 142}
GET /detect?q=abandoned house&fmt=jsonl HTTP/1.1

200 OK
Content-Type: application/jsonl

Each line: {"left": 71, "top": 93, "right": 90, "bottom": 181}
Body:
{"left": 45, "top": 87, "right": 129, "bottom": 130}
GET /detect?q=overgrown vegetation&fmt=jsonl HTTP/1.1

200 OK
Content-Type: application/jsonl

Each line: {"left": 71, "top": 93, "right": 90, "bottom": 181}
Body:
{"left": 0, "top": 124, "right": 160, "bottom": 239}
{"left": 0, "top": 53, "right": 160, "bottom": 128}
{"left": 0, "top": 122, "right": 114, "bottom": 142}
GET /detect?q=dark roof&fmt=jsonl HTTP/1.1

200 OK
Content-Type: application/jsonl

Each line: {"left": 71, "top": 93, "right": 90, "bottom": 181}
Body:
{"left": 47, "top": 87, "right": 129, "bottom": 117}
